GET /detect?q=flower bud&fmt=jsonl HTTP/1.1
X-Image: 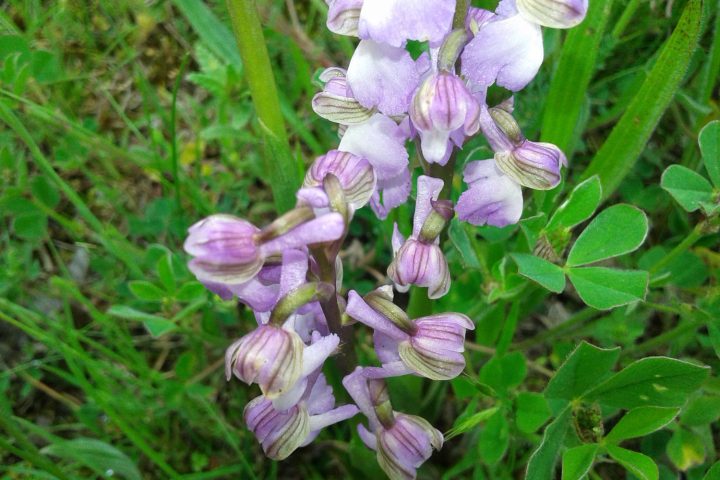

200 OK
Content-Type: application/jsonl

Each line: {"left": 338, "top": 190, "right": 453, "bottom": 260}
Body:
{"left": 489, "top": 107, "right": 524, "bottom": 144}
{"left": 410, "top": 72, "right": 480, "bottom": 164}
{"left": 494, "top": 140, "right": 566, "bottom": 190}
{"left": 437, "top": 29, "right": 469, "bottom": 72}
{"left": 418, "top": 200, "right": 454, "bottom": 243}
{"left": 304, "top": 150, "right": 376, "bottom": 209}
{"left": 376, "top": 413, "right": 443, "bottom": 480}
{"left": 369, "top": 378, "right": 395, "bottom": 428}
{"left": 325, "top": 0, "right": 363, "bottom": 36}
{"left": 312, "top": 71, "right": 375, "bottom": 125}
{"left": 244, "top": 397, "right": 310, "bottom": 460}
{"left": 397, "top": 313, "right": 474, "bottom": 380}
{"left": 517, "top": 0, "right": 588, "bottom": 29}
{"left": 225, "top": 325, "right": 305, "bottom": 398}
{"left": 184, "top": 215, "right": 264, "bottom": 285}
{"left": 388, "top": 239, "right": 450, "bottom": 299}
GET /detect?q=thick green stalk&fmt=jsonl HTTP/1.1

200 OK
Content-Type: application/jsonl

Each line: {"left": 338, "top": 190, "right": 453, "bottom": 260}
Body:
{"left": 226, "top": 0, "right": 298, "bottom": 213}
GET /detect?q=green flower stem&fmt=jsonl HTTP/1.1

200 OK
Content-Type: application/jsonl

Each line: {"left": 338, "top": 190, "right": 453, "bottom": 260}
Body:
{"left": 648, "top": 223, "right": 704, "bottom": 275}
{"left": 226, "top": 0, "right": 298, "bottom": 213}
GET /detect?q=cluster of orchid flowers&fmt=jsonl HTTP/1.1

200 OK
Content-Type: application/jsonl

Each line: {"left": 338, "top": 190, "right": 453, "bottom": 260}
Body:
{"left": 183, "top": 0, "right": 587, "bottom": 477}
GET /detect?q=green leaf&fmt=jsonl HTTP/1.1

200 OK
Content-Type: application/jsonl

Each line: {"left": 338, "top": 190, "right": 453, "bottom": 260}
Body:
{"left": 585, "top": 357, "right": 710, "bottom": 409}
{"left": 30, "top": 175, "right": 60, "bottom": 208}
{"left": 703, "top": 461, "right": 720, "bottom": 480}
{"left": 478, "top": 410, "right": 509, "bottom": 465}
{"left": 541, "top": 0, "right": 614, "bottom": 154}
{"left": 171, "top": 0, "right": 242, "bottom": 70}
{"left": 42, "top": 438, "right": 141, "bottom": 480}
{"left": 175, "top": 282, "right": 208, "bottom": 302}
{"left": 156, "top": 254, "right": 176, "bottom": 294}
{"left": 545, "top": 341, "right": 620, "bottom": 402}
{"left": 449, "top": 219, "right": 481, "bottom": 269}
{"left": 515, "top": 392, "right": 551, "bottom": 434}
{"left": 479, "top": 352, "right": 527, "bottom": 392}
{"left": 605, "top": 407, "right": 679, "bottom": 443}
{"left": 661, "top": 165, "right": 714, "bottom": 212}
{"left": 606, "top": 445, "right": 658, "bottom": 480}
{"left": 546, "top": 176, "right": 603, "bottom": 232}
{"left": 666, "top": 428, "right": 706, "bottom": 471}
{"left": 128, "top": 281, "right": 166, "bottom": 302}
{"left": 446, "top": 406, "right": 500, "bottom": 440}
{"left": 699, "top": 120, "right": 720, "bottom": 187}
{"left": 526, "top": 407, "right": 571, "bottom": 480}
{"left": 680, "top": 395, "right": 720, "bottom": 426}
{"left": 143, "top": 317, "right": 178, "bottom": 338}
{"left": 561, "top": 444, "right": 598, "bottom": 480}
{"left": 12, "top": 211, "right": 47, "bottom": 241}
{"left": 581, "top": 0, "right": 703, "bottom": 199}
{"left": 567, "top": 267, "right": 648, "bottom": 310}
{"left": 512, "top": 253, "right": 566, "bottom": 293}
{"left": 566, "top": 205, "right": 648, "bottom": 267}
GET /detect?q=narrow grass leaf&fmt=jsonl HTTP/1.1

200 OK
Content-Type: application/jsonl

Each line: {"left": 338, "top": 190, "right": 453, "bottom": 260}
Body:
{"left": 581, "top": 0, "right": 703, "bottom": 199}
{"left": 567, "top": 267, "right": 648, "bottom": 310}
{"left": 445, "top": 406, "right": 500, "bottom": 440}
{"left": 661, "top": 165, "right": 714, "bottom": 212}
{"left": 561, "top": 444, "right": 598, "bottom": 480}
{"left": 605, "top": 407, "right": 679, "bottom": 443}
{"left": 566, "top": 204, "right": 648, "bottom": 267}
{"left": 541, "top": 0, "right": 614, "bottom": 154}
{"left": 512, "top": 253, "right": 566, "bottom": 293}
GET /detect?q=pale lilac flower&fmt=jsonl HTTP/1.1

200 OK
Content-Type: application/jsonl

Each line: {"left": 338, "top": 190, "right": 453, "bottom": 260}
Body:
{"left": 326, "top": 0, "right": 364, "bottom": 36}
{"left": 370, "top": 169, "right": 412, "bottom": 220}
{"left": 312, "top": 68, "right": 374, "bottom": 125}
{"left": 358, "top": 0, "right": 456, "bottom": 48}
{"left": 245, "top": 372, "right": 358, "bottom": 460}
{"left": 343, "top": 368, "right": 443, "bottom": 480}
{"left": 346, "top": 40, "right": 420, "bottom": 116}
{"left": 304, "top": 150, "right": 377, "bottom": 209}
{"left": 516, "top": 0, "right": 588, "bottom": 28}
{"left": 346, "top": 290, "right": 473, "bottom": 380}
{"left": 185, "top": 213, "right": 345, "bottom": 286}
{"left": 461, "top": 11, "right": 543, "bottom": 92}
{"left": 456, "top": 159, "right": 524, "bottom": 227}
{"left": 410, "top": 72, "right": 480, "bottom": 164}
{"left": 387, "top": 176, "right": 451, "bottom": 298}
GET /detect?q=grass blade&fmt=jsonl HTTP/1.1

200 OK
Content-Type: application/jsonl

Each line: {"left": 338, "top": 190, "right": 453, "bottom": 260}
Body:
{"left": 581, "top": 0, "right": 703, "bottom": 200}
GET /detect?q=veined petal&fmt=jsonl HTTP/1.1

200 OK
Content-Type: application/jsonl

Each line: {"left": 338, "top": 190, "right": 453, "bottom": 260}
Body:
{"left": 461, "top": 14, "right": 543, "bottom": 92}
{"left": 516, "top": 0, "right": 588, "bottom": 28}
{"left": 413, "top": 176, "right": 445, "bottom": 238}
{"left": 343, "top": 367, "right": 381, "bottom": 429}
{"left": 261, "top": 213, "right": 345, "bottom": 254}
{"left": 398, "top": 340, "right": 465, "bottom": 380}
{"left": 188, "top": 255, "right": 264, "bottom": 286}
{"left": 494, "top": 140, "right": 565, "bottom": 190}
{"left": 243, "top": 399, "right": 311, "bottom": 460}
{"left": 370, "top": 168, "right": 412, "bottom": 220}
{"left": 304, "top": 150, "right": 377, "bottom": 209}
{"left": 326, "top": 0, "right": 364, "bottom": 35}
{"left": 456, "top": 160, "right": 524, "bottom": 227}
{"left": 346, "top": 291, "right": 409, "bottom": 341}
{"left": 359, "top": 0, "right": 456, "bottom": 47}
{"left": 347, "top": 40, "right": 420, "bottom": 116}
{"left": 308, "top": 404, "right": 360, "bottom": 432}
{"left": 376, "top": 413, "right": 443, "bottom": 480}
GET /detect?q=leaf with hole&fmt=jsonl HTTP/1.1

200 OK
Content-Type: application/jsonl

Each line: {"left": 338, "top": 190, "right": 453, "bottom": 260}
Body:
{"left": 566, "top": 204, "right": 648, "bottom": 267}
{"left": 585, "top": 357, "right": 710, "bottom": 409}
{"left": 567, "top": 267, "right": 648, "bottom": 310}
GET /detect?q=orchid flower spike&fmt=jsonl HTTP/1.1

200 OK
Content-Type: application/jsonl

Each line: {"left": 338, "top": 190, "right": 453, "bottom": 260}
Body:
{"left": 388, "top": 176, "right": 452, "bottom": 299}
